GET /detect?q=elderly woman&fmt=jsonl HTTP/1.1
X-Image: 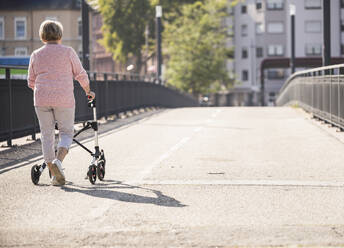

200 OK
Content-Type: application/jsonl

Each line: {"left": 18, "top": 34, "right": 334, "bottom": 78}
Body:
{"left": 28, "top": 20, "right": 95, "bottom": 186}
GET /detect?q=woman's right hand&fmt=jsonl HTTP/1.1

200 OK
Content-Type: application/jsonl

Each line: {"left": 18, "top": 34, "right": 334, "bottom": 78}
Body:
{"left": 87, "top": 91, "right": 95, "bottom": 100}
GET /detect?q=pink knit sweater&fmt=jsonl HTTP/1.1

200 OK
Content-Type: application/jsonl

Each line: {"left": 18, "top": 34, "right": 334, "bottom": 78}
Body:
{"left": 28, "top": 44, "right": 89, "bottom": 107}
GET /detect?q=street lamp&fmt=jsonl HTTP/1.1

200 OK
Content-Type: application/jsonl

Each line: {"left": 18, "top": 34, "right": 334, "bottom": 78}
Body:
{"left": 290, "top": 4, "right": 295, "bottom": 74}
{"left": 156, "top": 5, "right": 162, "bottom": 84}
{"left": 323, "top": 0, "right": 331, "bottom": 66}
{"left": 81, "top": 0, "right": 90, "bottom": 71}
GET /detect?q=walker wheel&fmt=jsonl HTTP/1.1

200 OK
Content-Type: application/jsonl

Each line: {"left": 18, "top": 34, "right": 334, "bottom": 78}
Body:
{"left": 97, "top": 161, "right": 105, "bottom": 181}
{"left": 100, "top": 150, "right": 106, "bottom": 165}
{"left": 88, "top": 165, "right": 97, "bottom": 184}
{"left": 31, "top": 165, "right": 41, "bottom": 185}
{"left": 97, "top": 150, "right": 106, "bottom": 181}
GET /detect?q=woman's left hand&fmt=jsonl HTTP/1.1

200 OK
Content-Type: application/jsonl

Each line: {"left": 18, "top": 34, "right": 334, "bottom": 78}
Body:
{"left": 87, "top": 91, "right": 95, "bottom": 100}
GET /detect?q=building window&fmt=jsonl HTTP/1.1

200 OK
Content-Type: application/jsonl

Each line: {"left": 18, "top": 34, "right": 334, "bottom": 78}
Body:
{"left": 15, "top": 47, "right": 27, "bottom": 56}
{"left": 341, "top": 0, "right": 344, "bottom": 8}
{"left": 0, "top": 17, "right": 4, "bottom": 40}
{"left": 15, "top": 17, "right": 26, "bottom": 40}
{"left": 256, "top": 47, "right": 263, "bottom": 57}
{"left": 78, "top": 17, "right": 82, "bottom": 37}
{"left": 267, "top": 22, "right": 284, "bottom": 33}
{"left": 256, "top": 23, "right": 264, "bottom": 34}
{"left": 256, "top": 0, "right": 262, "bottom": 10}
{"left": 341, "top": 20, "right": 344, "bottom": 31}
{"left": 268, "top": 92, "right": 276, "bottom": 105}
{"left": 267, "top": 69, "right": 285, "bottom": 79}
{"left": 241, "top": 24, "right": 248, "bottom": 37}
{"left": 266, "top": 0, "right": 284, "bottom": 10}
{"left": 305, "top": 21, "right": 321, "bottom": 33}
{"left": 341, "top": 44, "right": 344, "bottom": 55}
{"left": 241, "top": 5, "right": 247, "bottom": 14}
{"left": 305, "top": 0, "right": 321, "bottom": 9}
{"left": 76, "top": 0, "right": 82, "bottom": 8}
{"left": 242, "top": 70, "right": 249, "bottom": 81}
{"left": 268, "top": 45, "right": 284, "bottom": 56}
{"left": 305, "top": 44, "right": 321, "bottom": 56}
{"left": 242, "top": 47, "right": 248, "bottom": 59}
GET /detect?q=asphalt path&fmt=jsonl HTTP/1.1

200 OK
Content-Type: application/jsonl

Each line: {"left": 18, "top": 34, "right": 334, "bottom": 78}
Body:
{"left": 1, "top": 107, "right": 344, "bottom": 247}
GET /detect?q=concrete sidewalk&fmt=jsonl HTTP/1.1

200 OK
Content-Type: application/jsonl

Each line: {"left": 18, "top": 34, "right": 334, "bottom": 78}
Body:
{"left": 0, "top": 108, "right": 164, "bottom": 175}
{"left": 1, "top": 107, "right": 344, "bottom": 247}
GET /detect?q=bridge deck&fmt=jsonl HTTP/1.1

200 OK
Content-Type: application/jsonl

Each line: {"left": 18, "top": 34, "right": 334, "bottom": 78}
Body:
{"left": 1, "top": 107, "right": 344, "bottom": 247}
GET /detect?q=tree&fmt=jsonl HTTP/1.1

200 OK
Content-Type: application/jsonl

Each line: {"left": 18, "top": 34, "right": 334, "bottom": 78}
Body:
{"left": 98, "top": 0, "right": 200, "bottom": 73}
{"left": 98, "top": 0, "right": 152, "bottom": 73}
{"left": 163, "top": 0, "right": 233, "bottom": 96}
{"left": 150, "top": 0, "right": 204, "bottom": 21}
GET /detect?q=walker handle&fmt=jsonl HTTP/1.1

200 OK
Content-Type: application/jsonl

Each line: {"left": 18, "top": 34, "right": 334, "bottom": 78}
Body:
{"left": 87, "top": 96, "right": 96, "bottom": 108}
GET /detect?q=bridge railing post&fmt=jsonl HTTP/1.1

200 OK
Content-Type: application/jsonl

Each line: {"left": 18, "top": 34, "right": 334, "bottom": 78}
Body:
{"left": 104, "top": 73, "right": 108, "bottom": 120}
{"left": 277, "top": 63, "right": 344, "bottom": 130}
{"left": 6, "top": 68, "right": 13, "bottom": 147}
{"left": 340, "top": 67, "right": 344, "bottom": 127}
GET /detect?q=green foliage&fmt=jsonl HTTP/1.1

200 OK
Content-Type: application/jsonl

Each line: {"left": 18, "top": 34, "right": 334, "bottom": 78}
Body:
{"left": 98, "top": 0, "right": 235, "bottom": 94}
{"left": 98, "top": 0, "right": 152, "bottom": 71}
{"left": 144, "top": 0, "right": 203, "bottom": 64}
{"left": 230, "top": 0, "right": 241, "bottom": 7}
{"left": 98, "top": 0, "right": 200, "bottom": 72}
{"left": 0, "top": 68, "right": 27, "bottom": 75}
{"left": 164, "top": 0, "right": 233, "bottom": 95}
{"left": 150, "top": 0, "right": 203, "bottom": 21}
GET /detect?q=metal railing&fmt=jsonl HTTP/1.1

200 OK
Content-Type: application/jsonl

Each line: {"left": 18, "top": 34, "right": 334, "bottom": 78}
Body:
{"left": 276, "top": 63, "right": 344, "bottom": 129}
{"left": 0, "top": 65, "right": 198, "bottom": 146}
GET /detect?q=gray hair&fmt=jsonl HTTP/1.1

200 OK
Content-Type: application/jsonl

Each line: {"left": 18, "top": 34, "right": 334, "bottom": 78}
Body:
{"left": 39, "top": 20, "right": 63, "bottom": 41}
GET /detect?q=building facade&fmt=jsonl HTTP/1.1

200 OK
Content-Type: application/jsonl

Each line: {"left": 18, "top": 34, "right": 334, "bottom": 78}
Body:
{"left": 91, "top": 9, "right": 157, "bottom": 76}
{"left": 227, "top": 0, "right": 343, "bottom": 106}
{"left": 91, "top": 11, "right": 116, "bottom": 74}
{"left": 0, "top": 0, "right": 92, "bottom": 67}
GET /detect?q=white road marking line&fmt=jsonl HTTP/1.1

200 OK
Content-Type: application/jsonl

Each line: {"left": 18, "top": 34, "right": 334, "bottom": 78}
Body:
{"left": 129, "top": 112, "right": 223, "bottom": 183}
{"left": 193, "top": 127, "right": 203, "bottom": 133}
{"left": 170, "top": 137, "right": 190, "bottom": 152}
{"left": 211, "top": 109, "right": 223, "bottom": 118}
{"left": 131, "top": 137, "right": 192, "bottom": 183}
{"left": 136, "top": 179, "right": 344, "bottom": 188}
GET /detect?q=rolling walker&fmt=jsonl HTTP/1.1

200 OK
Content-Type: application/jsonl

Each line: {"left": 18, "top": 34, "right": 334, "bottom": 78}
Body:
{"left": 31, "top": 97, "right": 106, "bottom": 185}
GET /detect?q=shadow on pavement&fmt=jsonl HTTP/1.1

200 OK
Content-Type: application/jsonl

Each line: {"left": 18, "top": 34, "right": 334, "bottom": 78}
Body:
{"left": 61, "top": 179, "right": 187, "bottom": 208}
{"left": 0, "top": 142, "right": 43, "bottom": 175}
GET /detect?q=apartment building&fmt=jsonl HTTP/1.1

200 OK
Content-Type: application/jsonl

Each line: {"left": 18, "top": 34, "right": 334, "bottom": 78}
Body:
{"left": 91, "top": 11, "right": 115, "bottom": 73}
{"left": 91, "top": 8, "right": 157, "bottom": 75}
{"left": 227, "top": 0, "right": 343, "bottom": 106}
{"left": 0, "top": 0, "right": 90, "bottom": 65}
{"left": 91, "top": 11, "right": 134, "bottom": 74}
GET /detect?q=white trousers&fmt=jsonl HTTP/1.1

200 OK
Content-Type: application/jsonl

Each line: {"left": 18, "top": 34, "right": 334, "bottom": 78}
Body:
{"left": 35, "top": 106, "right": 75, "bottom": 163}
